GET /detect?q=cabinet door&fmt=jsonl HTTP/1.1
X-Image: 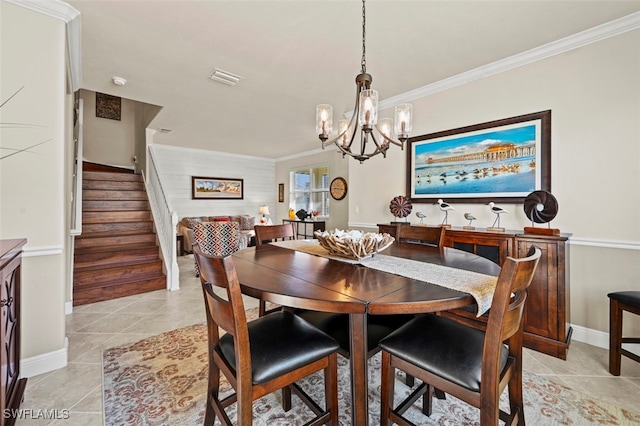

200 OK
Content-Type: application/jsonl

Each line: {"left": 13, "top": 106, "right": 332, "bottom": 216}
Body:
{"left": 0, "top": 255, "right": 20, "bottom": 420}
{"left": 518, "top": 239, "right": 558, "bottom": 340}
{"left": 443, "top": 230, "right": 514, "bottom": 265}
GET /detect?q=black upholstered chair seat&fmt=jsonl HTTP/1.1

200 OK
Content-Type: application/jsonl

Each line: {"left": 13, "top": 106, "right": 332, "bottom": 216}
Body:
{"left": 296, "top": 311, "right": 414, "bottom": 355}
{"left": 220, "top": 311, "right": 339, "bottom": 384}
{"left": 608, "top": 291, "right": 640, "bottom": 307}
{"left": 379, "top": 314, "right": 508, "bottom": 392}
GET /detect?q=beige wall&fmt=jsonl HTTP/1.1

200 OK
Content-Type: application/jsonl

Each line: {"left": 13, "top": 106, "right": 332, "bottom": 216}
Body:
{"left": 79, "top": 89, "right": 137, "bottom": 168}
{"left": 1, "top": 3, "right": 68, "bottom": 363}
{"left": 346, "top": 29, "right": 640, "bottom": 338}
{"left": 275, "top": 150, "right": 350, "bottom": 232}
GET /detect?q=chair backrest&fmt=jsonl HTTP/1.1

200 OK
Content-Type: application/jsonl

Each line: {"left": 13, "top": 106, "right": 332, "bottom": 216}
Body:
{"left": 396, "top": 225, "right": 445, "bottom": 247}
{"left": 193, "top": 245, "right": 250, "bottom": 360}
{"left": 482, "top": 246, "right": 541, "bottom": 376}
{"left": 254, "top": 223, "right": 297, "bottom": 248}
{"left": 193, "top": 221, "right": 241, "bottom": 256}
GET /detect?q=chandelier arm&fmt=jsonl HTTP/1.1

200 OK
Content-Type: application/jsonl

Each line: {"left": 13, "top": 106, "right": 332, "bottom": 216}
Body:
{"left": 373, "top": 124, "right": 404, "bottom": 148}
{"left": 368, "top": 132, "right": 389, "bottom": 157}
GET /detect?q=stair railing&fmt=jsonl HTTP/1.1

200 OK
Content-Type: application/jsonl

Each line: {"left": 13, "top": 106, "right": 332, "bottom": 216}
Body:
{"left": 144, "top": 145, "right": 179, "bottom": 291}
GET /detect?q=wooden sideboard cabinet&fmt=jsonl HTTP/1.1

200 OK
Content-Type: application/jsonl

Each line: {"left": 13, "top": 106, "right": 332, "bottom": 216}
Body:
{"left": 377, "top": 224, "right": 572, "bottom": 359}
{"left": 0, "top": 239, "right": 27, "bottom": 425}
{"left": 282, "top": 219, "right": 325, "bottom": 239}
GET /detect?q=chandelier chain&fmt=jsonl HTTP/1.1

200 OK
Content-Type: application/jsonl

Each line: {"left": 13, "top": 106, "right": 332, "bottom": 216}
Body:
{"left": 361, "top": 0, "right": 366, "bottom": 73}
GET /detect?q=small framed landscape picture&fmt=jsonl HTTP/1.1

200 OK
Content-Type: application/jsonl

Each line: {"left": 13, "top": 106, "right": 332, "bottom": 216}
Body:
{"left": 192, "top": 176, "right": 244, "bottom": 200}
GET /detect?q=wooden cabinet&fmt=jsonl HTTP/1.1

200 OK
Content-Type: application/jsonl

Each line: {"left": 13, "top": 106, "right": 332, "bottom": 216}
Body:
{"left": 0, "top": 239, "right": 27, "bottom": 425}
{"left": 282, "top": 220, "right": 325, "bottom": 239}
{"left": 377, "top": 224, "right": 572, "bottom": 359}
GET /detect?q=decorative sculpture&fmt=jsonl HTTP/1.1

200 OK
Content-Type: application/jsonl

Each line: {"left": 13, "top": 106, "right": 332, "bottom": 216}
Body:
{"left": 523, "top": 190, "right": 560, "bottom": 235}
{"left": 415, "top": 211, "right": 426, "bottom": 225}
{"left": 463, "top": 212, "right": 476, "bottom": 230}
{"left": 487, "top": 202, "right": 508, "bottom": 231}
{"left": 436, "top": 199, "right": 454, "bottom": 227}
{"left": 389, "top": 195, "right": 412, "bottom": 224}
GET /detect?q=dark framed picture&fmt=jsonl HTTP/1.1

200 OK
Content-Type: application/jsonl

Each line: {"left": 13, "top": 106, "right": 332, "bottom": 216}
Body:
{"left": 407, "top": 110, "right": 551, "bottom": 203}
{"left": 95, "top": 92, "right": 121, "bottom": 120}
{"left": 192, "top": 176, "right": 244, "bottom": 200}
{"left": 278, "top": 183, "right": 284, "bottom": 202}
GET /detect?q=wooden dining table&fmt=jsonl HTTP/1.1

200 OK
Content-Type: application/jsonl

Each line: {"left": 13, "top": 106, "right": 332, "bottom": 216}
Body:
{"left": 232, "top": 241, "right": 501, "bottom": 425}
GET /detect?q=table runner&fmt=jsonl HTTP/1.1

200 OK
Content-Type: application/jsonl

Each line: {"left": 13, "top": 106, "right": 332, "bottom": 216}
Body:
{"left": 270, "top": 240, "right": 497, "bottom": 316}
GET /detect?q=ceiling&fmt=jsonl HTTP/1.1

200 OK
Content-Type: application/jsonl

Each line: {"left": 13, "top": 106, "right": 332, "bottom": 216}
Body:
{"left": 66, "top": 0, "right": 640, "bottom": 159}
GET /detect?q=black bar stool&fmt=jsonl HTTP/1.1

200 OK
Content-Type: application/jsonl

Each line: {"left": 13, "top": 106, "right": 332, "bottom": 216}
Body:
{"left": 608, "top": 291, "right": 640, "bottom": 375}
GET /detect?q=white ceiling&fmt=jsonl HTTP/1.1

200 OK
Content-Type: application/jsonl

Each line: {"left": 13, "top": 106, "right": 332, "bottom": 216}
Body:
{"left": 66, "top": 0, "right": 640, "bottom": 159}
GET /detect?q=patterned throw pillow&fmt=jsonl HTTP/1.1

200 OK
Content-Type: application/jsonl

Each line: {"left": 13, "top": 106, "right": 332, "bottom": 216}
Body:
{"left": 192, "top": 222, "right": 240, "bottom": 276}
{"left": 240, "top": 215, "right": 255, "bottom": 230}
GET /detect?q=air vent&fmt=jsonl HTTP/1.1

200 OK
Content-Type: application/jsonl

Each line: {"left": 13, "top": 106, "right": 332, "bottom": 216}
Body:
{"left": 209, "top": 68, "right": 243, "bottom": 86}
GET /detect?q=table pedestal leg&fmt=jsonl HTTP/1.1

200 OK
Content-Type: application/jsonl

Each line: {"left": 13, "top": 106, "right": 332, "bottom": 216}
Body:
{"left": 350, "top": 313, "right": 368, "bottom": 426}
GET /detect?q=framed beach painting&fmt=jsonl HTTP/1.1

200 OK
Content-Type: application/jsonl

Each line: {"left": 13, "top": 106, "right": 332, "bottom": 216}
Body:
{"left": 192, "top": 176, "right": 244, "bottom": 200}
{"left": 406, "top": 110, "right": 551, "bottom": 203}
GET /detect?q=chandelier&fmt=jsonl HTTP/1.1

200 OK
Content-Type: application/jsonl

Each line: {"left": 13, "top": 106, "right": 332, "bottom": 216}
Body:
{"left": 315, "top": 0, "right": 413, "bottom": 163}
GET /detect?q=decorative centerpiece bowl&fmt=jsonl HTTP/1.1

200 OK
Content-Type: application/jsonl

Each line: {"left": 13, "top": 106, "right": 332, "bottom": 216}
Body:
{"left": 314, "top": 229, "right": 395, "bottom": 260}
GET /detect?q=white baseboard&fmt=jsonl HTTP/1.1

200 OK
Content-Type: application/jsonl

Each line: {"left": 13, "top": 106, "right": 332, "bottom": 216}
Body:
{"left": 65, "top": 301, "right": 73, "bottom": 315}
{"left": 570, "top": 324, "right": 640, "bottom": 357}
{"left": 21, "top": 337, "right": 68, "bottom": 378}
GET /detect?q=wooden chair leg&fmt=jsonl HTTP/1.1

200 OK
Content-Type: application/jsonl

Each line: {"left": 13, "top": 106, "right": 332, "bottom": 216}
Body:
{"left": 325, "top": 354, "right": 338, "bottom": 425}
{"left": 258, "top": 300, "right": 266, "bottom": 317}
{"left": 380, "top": 351, "right": 396, "bottom": 426}
{"left": 609, "top": 298, "right": 622, "bottom": 376}
{"left": 282, "top": 386, "right": 292, "bottom": 411}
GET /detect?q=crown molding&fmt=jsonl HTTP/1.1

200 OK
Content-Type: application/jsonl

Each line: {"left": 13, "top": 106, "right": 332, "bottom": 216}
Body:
{"left": 380, "top": 12, "right": 640, "bottom": 109}
{"left": 5, "top": 0, "right": 79, "bottom": 23}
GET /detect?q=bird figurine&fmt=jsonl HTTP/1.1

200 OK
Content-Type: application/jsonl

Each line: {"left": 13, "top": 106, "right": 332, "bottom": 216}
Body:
{"left": 463, "top": 212, "right": 477, "bottom": 229}
{"left": 436, "top": 199, "right": 454, "bottom": 226}
{"left": 487, "top": 202, "right": 509, "bottom": 229}
{"left": 415, "top": 211, "right": 426, "bottom": 224}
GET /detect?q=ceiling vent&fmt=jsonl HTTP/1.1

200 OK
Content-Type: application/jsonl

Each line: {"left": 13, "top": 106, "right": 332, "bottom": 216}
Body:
{"left": 209, "top": 68, "right": 243, "bottom": 86}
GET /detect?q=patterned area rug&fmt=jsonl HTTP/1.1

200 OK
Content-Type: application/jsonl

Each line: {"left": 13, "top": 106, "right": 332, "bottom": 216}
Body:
{"left": 103, "top": 309, "right": 640, "bottom": 425}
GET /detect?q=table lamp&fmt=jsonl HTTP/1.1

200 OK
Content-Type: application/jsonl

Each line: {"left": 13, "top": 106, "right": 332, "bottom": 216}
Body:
{"left": 259, "top": 205, "right": 270, "bottom": 225}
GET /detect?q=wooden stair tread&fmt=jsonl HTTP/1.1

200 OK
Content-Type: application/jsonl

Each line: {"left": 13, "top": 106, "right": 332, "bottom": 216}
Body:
{"left": 74, "top": 163, "right": 166, "bottom": 305}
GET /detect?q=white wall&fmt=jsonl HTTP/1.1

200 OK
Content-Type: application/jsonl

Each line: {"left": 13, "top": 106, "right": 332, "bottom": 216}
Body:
{"left": 346, "top": 29, "right": 640, "bottom": 338}
{"left": 0, "top": 2, "right": 69, "bottom": 370}
{"left": 149, "top": 144, "right": 276, "bottom": 221}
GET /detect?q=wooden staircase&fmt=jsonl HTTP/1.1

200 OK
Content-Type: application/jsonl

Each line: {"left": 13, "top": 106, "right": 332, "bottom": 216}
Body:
{"left": 73, "top": 169, "right": 166, "bottom": 305}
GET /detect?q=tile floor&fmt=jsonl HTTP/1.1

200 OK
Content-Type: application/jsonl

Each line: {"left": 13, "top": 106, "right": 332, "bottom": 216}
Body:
{"left": 17, "top": 255, "right": 640, "bottom": 425}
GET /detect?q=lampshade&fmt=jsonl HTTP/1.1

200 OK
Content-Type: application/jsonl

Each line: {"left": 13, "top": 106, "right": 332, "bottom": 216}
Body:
{"left": 259, "top": 205, "right": 270, "bottom": 216}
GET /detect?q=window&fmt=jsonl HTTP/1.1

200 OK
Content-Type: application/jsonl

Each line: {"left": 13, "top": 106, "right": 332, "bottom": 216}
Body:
{"left": 290, "top": 165, "right": 330, "bottom": 216}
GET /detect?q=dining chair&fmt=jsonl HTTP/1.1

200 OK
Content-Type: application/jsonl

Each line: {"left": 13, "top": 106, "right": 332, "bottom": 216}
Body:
{"left": 379, "top": 246, "right": 541, "bottom": 426}
{"left": 254, "top": 223, "right": 297, "bottom": 247}
{"left": 396, "top": 224, "right": 445, "bottom": 247}
{"left": 608, "top": 291, "right": 640, "bottom": 375}
{"left": 193, "top": 245, "right": 339, "bottom": 426}
{"left": 192, "top": 221, "right": 241, "bottom": 277}
{"left": 254, "top": 223, "right": 297, "bottom": 316}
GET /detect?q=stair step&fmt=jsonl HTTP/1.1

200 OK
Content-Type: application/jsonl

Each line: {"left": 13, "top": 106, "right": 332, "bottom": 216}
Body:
{"left": 82, "top": 211, "right": 152, "bottom": 224}
{"left": 75, "top": 235, "right": 157, "bottom": 249}
{"left": 74, "top": 260, "right": 163, "bottom": 287}
{"left": 83, "top": 180, "right": 145, "bottom": 191}
{"left": 83, "top": 171, "right": 141, "bottom": 182}
{"left": 83, "top": 200, "right": 150, "bottom": 212}
{"left": 75, "top": 241, "right": 157, "bottom": 254}
{"left": 82, "top": 189, "right": 148, "bottom": 201}
{"left": 74, "top": 246, "right": 160, "bottom": 270}
{"left": 73, "top": 275, "right": 166, "bottom": 306}
{"left": 78, "top": 222, "right": 154, "bottom": 237}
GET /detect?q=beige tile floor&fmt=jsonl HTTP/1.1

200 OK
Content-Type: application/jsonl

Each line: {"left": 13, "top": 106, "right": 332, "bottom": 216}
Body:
{"left": 17, "top": 255, "right": 640, "bottom": 425}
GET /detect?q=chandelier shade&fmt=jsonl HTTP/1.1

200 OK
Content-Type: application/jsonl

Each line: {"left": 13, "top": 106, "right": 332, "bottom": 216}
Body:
{"left": 315, "top": 0, "right": 413, "bottom": 163}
